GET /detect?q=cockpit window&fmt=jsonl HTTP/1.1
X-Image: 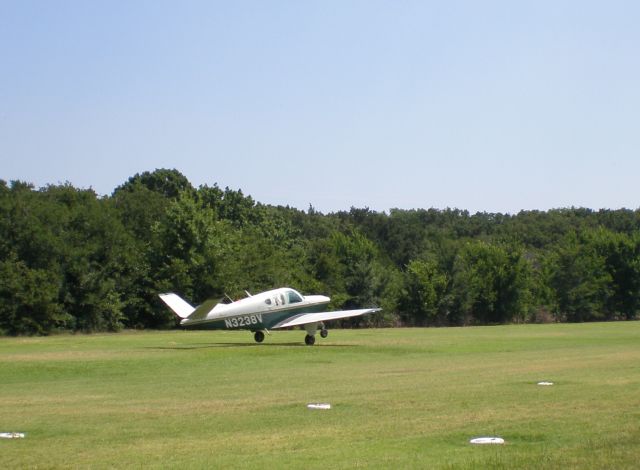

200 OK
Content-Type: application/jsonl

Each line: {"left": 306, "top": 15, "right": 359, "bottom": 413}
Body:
{"left": 287, "top": 290, "right": 303, "bottom": 303}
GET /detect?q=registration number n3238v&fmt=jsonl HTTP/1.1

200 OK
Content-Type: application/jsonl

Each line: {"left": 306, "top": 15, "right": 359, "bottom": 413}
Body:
{"left": 224, "top": 314, "right": 263, "bottom": 328}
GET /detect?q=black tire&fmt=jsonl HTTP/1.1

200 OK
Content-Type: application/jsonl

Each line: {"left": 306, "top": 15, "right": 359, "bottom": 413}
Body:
{"left": 254, "top": 331, "right": 265, "bottom": 343}
{"left": 304, "top": 334, "right": 316, "bottom": 346}
{"left": 320, "top": 329, "right": 328, "bottom": 338}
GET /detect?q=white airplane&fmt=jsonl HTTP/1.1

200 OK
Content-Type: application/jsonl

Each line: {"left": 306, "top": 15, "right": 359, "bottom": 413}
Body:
{"left": 159, "top": 287, "right": 380, "bottom": 345}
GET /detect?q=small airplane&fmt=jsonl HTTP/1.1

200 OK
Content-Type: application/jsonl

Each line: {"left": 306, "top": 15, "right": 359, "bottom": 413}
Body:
{"left": 159, "top": 287, "right": 380, "bottom": 345}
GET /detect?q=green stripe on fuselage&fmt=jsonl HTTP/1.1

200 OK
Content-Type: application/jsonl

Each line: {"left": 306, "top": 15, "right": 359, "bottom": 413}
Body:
{"left": 181, "top": 303, "right": 328, "bottom": 331}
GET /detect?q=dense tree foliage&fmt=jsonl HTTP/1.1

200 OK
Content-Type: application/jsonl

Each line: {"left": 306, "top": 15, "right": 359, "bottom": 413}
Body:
{"left": 1, "top": 170, "right": 639, "bottom": 334}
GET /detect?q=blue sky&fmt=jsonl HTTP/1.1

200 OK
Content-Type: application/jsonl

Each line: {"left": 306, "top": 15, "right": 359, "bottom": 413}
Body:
{"left": 1, "top": 1, "right": 639, "bottom": 213}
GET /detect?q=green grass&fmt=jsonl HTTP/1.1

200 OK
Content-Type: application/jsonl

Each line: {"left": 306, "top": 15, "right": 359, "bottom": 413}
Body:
{"left": 1, "top": 323, "right": 640, "bottom": 469}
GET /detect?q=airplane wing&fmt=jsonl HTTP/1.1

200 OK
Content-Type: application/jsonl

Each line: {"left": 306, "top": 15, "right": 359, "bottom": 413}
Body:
{"left": 272, "top": 308, "right": 381, "bottom": 329}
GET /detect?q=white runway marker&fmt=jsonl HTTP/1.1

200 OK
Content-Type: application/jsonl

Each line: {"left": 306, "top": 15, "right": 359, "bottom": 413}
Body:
{"left": 307, "top": 403, "right": 331, "bottom": 410}
{"left": 470, "top": 437, "right": 505, "bottom": 445}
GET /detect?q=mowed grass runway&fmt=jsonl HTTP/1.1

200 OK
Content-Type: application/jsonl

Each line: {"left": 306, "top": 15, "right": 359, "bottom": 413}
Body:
{"left": 1, "top": 323, "right": 640, "bottom": 469}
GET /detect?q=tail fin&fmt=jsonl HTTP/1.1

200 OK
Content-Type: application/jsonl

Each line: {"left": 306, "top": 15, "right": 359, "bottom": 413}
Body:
{"left": 159, "top": 293, "right": 195, "bottom": 319}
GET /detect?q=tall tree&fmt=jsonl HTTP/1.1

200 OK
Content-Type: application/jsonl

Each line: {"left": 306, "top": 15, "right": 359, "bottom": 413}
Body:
{"left": 398, "top": 257, "right": 448, "bottom": 326}
{"left": 590, "top": 228, "right": 640, "bottom": 320}
{"left": 114, "top": 168, "right": 194, "bottom": 199}
{"left": 449, "top": 241, "right": 533, "bottom": 325}
{"left": 546, "top": 231, "right": 612, "bottom": 322}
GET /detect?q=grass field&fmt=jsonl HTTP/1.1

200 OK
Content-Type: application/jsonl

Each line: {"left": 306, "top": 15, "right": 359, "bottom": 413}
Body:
{"left": 1, "top": 323, "right": 640, "bottom": 469}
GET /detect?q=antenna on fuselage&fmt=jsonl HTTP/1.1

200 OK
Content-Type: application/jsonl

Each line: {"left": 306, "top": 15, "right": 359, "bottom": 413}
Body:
{"left": 222, "top": 293, "right": 234, "bottom": 304}
{"left": 244, "top": 290, "right": 252, "bottom": 297}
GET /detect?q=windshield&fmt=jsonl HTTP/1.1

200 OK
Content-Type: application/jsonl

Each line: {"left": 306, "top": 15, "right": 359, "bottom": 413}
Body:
{"left": 287, "top": 290, "right": 303, "bottom": 303}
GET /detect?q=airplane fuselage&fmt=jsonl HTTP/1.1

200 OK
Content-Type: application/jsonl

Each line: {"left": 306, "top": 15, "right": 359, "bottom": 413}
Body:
{"left": 180, "top": 287, "right": 330, "bottom": 331}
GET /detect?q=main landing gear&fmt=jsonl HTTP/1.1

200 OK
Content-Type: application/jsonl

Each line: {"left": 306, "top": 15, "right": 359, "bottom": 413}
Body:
{"left": 254, "top": 331, "right": 265, "bottom": 343}
{"left": 303, "top": 323, "right": 329, "bottom": 346}
{"left": 252, "top": 325, "right": 328, "bottom": 346}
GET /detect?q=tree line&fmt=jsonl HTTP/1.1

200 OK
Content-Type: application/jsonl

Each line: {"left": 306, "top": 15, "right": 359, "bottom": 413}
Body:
{"left": 1, "top": 168, "right": 639, "bottom": 335}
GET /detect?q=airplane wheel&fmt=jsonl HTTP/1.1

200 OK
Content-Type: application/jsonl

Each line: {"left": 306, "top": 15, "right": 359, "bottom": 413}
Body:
{"left": 320, "top": 329, "right": 328, "bottom": 338}
{"left": 254, "top": 331, "right": 265, "bottom": 343}
{"left": 304, "top": 334, "right": 316, "bottom": 346}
